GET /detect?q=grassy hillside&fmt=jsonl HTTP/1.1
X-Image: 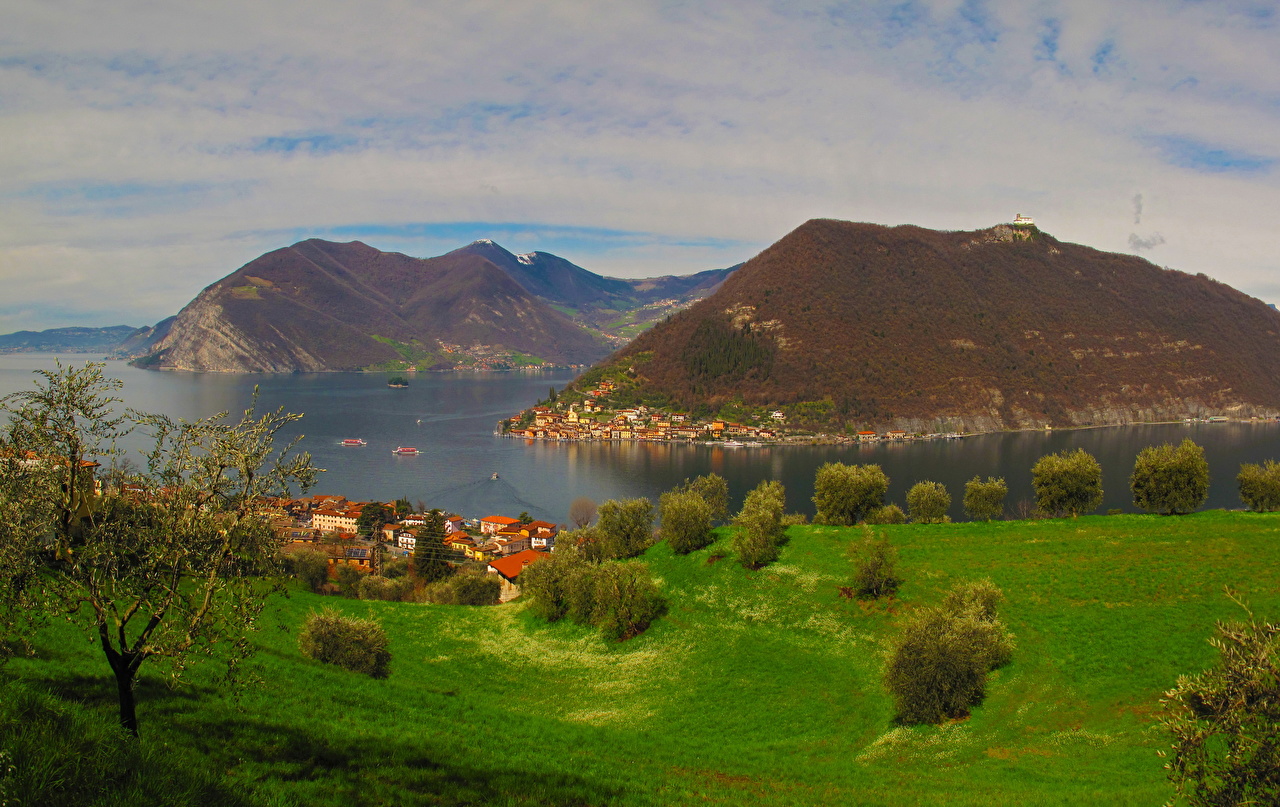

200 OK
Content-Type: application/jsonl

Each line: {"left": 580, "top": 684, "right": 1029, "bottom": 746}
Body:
{"left": 5, "top": 511, "right": 1280, "bottom": 805}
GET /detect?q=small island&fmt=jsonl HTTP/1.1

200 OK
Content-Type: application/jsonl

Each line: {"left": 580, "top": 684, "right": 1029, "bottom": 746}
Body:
{"left": 387, "top": 375, "right": 409, "bottom": 388}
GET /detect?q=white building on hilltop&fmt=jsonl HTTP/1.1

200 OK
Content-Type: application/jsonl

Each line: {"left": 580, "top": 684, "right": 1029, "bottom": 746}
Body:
{"left": 1013, "top": 213, "right": 1036, "bottom": 227}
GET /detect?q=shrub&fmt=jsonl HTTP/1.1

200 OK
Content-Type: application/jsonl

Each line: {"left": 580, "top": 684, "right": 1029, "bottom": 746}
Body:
{"left": 885, "top": 580, "right": 1014, "bottom": 724}
{"left": 1131, "top": 439, "right": 1209, "bottom": 515}
{"left": 290, "top": 548, "right": 330, "bottom": 593}
{"left": 334, "top": 564, "right": 363, "bottom": 596}
{"left": 1159, "top": 597, "right": 1280, "bottom": 806}
{"left": 356, "top": 574, "right": 413, "bottom": 602}
{"left": 596, "top": 498, "right": 655, "bottom": 560}
{"left": 781, "top": 512, "right": 809, "bottom": 527}
{"left": 733, "top": 480, "right": 786, "bottom": 568}
{"left": 451, "top": 572, "right": 502, "bottom": 606}
{"left": 659, "top": 489, "right": 714, "bottom": 554}
{"left": 813, "top": 463, "right": 888, "bottom": 525}
{"left": 298, "top": 608, "right": 391, "bottom": 678}
{"left": 1032, "top": 449, "right": 1104, "bottom": 517}
{"left": 865, "top": 504, "right": 906, "bottom": 525}
{"left": 675, "top": 473, "right": 730, "bottom": 522}
{"left": 906, "top": 481, "right": 951, "bottom": 523}
{"left": 519, "top": 548, "right": 586, "bottom": 621}
{"left": 1238, "top": 460, "right": 1280, "bottom": 512}
{"left": 963, "top": 476, "right": 1007, "bottom": 521}
{"left": 589, "top": 562, "right": 668, "bottom": 642}
{"left": 852, "top": 534, "right": 902, "bottom": 599}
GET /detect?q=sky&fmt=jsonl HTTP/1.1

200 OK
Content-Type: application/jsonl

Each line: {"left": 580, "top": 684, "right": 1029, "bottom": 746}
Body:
{"left": 2, "top": 0, "right": 1279, "bottom": 331}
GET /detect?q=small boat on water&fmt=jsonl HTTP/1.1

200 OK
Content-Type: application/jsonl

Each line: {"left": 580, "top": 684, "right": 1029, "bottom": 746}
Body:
{"left": 491, "top": 472, "right": 499, "bottom": 480}
{"left": 392, "top": 446, "right": 421, "bottom": 455}
{"left": 341, "top": 438, "right": 367, "bottom": 446}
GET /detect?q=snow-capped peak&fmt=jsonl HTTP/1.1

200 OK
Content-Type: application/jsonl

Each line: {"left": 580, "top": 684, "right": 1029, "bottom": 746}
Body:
{"left": 516, "top": 252, "right": 536, "bottom": 265}
{"left": 472, "top": 238, "right": 495, "bottom": 246}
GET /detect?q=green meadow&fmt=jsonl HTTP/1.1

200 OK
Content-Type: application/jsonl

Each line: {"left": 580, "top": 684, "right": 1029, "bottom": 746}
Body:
{"left": 5, "top": 510, "right": 1280, "bottom": 806}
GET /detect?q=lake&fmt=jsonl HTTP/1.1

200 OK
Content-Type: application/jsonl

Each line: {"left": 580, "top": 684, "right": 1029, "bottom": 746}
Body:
{"left": 2, "top": 354, "right": 1278, "bottom": 524}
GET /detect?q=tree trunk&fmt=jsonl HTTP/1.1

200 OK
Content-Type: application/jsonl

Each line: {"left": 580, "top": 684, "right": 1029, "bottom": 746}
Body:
{"left": 110, "top": 656, "right": 140, "bottom": 738}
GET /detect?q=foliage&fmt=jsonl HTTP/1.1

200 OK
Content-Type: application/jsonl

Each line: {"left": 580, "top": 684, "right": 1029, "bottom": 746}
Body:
{"left": 812, "top": 462, "right": 888, "bottom": 525}
{"left": 290, "top": 548, "right": 331, "bottom": 593}
{"left": 963, "top": 476, "right": 1008, "bottom": 521}
{"left": 412, "top": 509, "right": 453, "bottom": 583}
{"left": 680, "top": 316, "right": 775, "bottom": 386}
{"left": 733, "top": 480, "right": 786, "bottom": 569}
{"left": 450, "top": 572, "right": 501, "bottom": 606}
{"left": 1130, "top": 439, "right": 1210, "bottom": 515}
{"left": 865, "top": 504, "right": 906, "bottom": 525}
{"left": 674, "top": 473, "right": 730, "bottom": 522}
{"left": 906, "top": 481, "right": 951, "bottom": 524}
{"left": 356, "top": 574, "right": 414, "bottom": 602}
{"left": 1159, "top": 594, "right": 1280, "bottom": 806}
{"left": 297, "top": 608, "right": 391, "bottom": 678}
{"left": 0, "top": 362, "right": 317, "bottom": 736}
{"left": 1032, "top": 448, "right": 1104, "bottom": 517}
{"left": 588, "top": 562, "right": 667, "bottom": 642}
{"left": 885, "top": 579, "right": 1014, "bottom": 724}
{"left": 852, "top": 533, "right": 902, "bottom": 599}
{"left": 596, "top": 497, "right": 655, "bottom": 560}
{"left": 1237, "top": 460, "right": 1280, "bottom": 512}
{"left": 356, "top": 502, "right": 391, "bottom": 537}
{"left": 569, "top": 496, "right": 597, "bottom": 528}
{"left": 658, "top": 489, "right": 714, "bottom": 555}
{"left": 334, "top": 564, "right": 363, "bottom": 595}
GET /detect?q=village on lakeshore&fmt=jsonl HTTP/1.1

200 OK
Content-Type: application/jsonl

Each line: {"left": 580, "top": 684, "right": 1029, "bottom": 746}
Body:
{"left": 500, "top": 376, "right": 1273, "bottom": 446}
{"left": 264, "top": 493, "right": 555, "bottom": 602}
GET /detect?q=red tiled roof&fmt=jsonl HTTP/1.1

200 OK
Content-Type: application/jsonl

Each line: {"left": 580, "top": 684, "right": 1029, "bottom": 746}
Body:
{"left": 488, "top": 549, "right": 549, "bottom": 581}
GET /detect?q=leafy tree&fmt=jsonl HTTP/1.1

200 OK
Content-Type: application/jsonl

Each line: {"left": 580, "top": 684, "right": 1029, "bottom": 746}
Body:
{"left": 520, "top": 547, "right": 665, "bottom": 641}
{"left": 963, "top": 476, "right": 1008, "bottom": 521}
{"left": 0, "top": 363, "right": 317, "bottom": 736}
{"left": 675, "top": 473, "right": 730, "bottom": 522}
{"left": 1131, "top": 439, "right": 1209, "bottom": 515}
{"left": 298, "top": 608, "right": 390, "bottom": 678}
{"left": 356, "top": 502, "right": 392, "bottom": 538}
{"left": 517, "top": 511, "right": 532, "bottom": 525}
{"left": 1032, "top": 448, "right": 1104, "bottom": 517}
{"left": 885, "top": 579, "right": 1014, "bottom": 724}
{"left": 393, "top": 497, "right": 412, "bottom": 518}
{"left": 812, "top": 462, "right": 888, "bottom": 525}
{"left": 852, "top": 534, "right": 902, "bottom": 599}
{"left": 589, "top": 562, "right": 667, "bottom": 642}
{"left": 906, "top": 481, "right": 951, "bottom": 523}
{"left": 596, "top": 497, "right": 655, "bottom": 560}
{"left": 449, "top": 572, "right": 501, "bottom": 605}
{"left": 290, "top": 548, "right": 331, "bottom": 593}
{"left": 569, "top": 496, "right": 597, "bottom": 528}
{"left": 335, "top": 563, "right": 363, "bottom": 595}
{"left": 1238, "top": 460, "right": 1280, "bottom": 512}
{"left": 519, "top": 546, "right": 586, "bottom": 622}
{"left": 733, "top": 480, "right": 786, "bottom": 568}
{"left": 412, "top": 509, "right": 453, "bottom": 583}
{"left": 1159, "top": 594, "right": 1280, "bottom": 806}
{"left": 658, "top": 489, "right": 714, "bottom": 554}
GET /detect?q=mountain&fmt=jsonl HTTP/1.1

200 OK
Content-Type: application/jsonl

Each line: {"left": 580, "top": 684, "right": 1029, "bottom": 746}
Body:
{"left": 133, "top": 239, "right": 735, "bottom": 373}
{"left": 0, "top": 325, "right": 139, "bottom": 354}
{"left": 586, "top": 219, "right": 1280, "bottom": 432}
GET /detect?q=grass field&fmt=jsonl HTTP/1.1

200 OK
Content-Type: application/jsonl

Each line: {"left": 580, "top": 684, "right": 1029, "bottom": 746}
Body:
{"left": 4, "top": 510, "right": 1280, "bottom": 805}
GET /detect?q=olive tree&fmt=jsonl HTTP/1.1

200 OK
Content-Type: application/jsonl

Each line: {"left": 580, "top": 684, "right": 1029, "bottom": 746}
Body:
{"left": 674, "top": 473, "right": 730, "bottom": 522}
{"left": 963, "top": 476, "right": 1008, "bottom": 521}
{"left": 596, "top": 497, "right": 654, "bottom": 560}
{"left": 1131, "top": 439, "right": 1209, "bottom": 515}
{"left": 1238, "top": 460, "right": 1280, "bottom": 512}
{"left": 0, "top": 363, "right": 317, "bottom": 737}
{"left": 733, "top": 480, "right": 786, "bottom": 568}
{"left": 1159, "top": 595, "right": 1280, "bottom": 806}
{"left": 658, "top": 488, "right": 714, "bottom": 554}
{"left": 906, "top": 481, "right": 951, "bottom": 523}
{"left": 812, "top": 462, "right": 889, "bottom": 525}
{"left": 1032, "top": 448, "right": 1103, "bottom": 517}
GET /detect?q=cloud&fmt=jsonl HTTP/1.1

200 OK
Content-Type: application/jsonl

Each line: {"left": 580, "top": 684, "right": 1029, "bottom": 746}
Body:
{"left": 2, "top": 0, "right": 1280, "bottom": 327}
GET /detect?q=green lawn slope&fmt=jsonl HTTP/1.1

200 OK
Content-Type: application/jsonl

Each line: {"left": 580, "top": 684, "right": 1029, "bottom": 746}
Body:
{"left": 5, "top": 510, "right": 1280, "bottom": 806}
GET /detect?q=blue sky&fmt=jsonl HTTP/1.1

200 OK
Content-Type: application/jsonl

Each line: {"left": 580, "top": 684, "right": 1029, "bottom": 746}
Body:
{"left": 2, "top": 0, "right": 1279, "bottom": 330}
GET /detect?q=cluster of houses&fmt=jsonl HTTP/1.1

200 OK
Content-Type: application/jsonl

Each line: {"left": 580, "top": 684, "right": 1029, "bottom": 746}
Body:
{"left": 260, "top": 494, "right": 557, "bottom": 600}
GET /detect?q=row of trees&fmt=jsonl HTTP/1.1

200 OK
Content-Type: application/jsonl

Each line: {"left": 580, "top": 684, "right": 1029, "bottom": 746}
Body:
{"left": 813, "top": 438, "right": 1280, "bottom": 525}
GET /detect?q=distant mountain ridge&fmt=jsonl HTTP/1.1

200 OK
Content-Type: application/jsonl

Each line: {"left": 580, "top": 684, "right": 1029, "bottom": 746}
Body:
{"left": 586, "top": 219, "right": 1280, "bottom": 432}
{"left": 132, "top": 239, "right": 735, "bottom": 372}
{"left": 0, "top": 325, "right": 140, "bottom": 354}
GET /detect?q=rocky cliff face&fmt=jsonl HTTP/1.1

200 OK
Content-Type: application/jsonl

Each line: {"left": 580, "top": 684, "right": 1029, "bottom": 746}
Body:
{"left": 593, "top": 219, "right": 1280, "bottom": 431}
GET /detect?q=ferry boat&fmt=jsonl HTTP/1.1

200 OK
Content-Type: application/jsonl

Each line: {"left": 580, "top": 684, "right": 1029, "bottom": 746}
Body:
{"left": 341, "top": 438, "right": 367, "bottom": 446}
{"left": 392, "top": 446, "right": 421, "bottom": 455}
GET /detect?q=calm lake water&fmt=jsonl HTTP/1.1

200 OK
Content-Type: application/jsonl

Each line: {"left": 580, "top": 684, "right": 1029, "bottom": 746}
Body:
{"left": 3, "top": 354, "right": 1279, "bottom": 524}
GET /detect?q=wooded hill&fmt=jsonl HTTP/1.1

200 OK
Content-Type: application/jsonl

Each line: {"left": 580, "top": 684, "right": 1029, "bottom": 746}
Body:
{"left": 135, "top": 240, "right": 733, "bottom": 372}
{"left": 593, "top": 219, "right": 1280, "bottom": 432}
